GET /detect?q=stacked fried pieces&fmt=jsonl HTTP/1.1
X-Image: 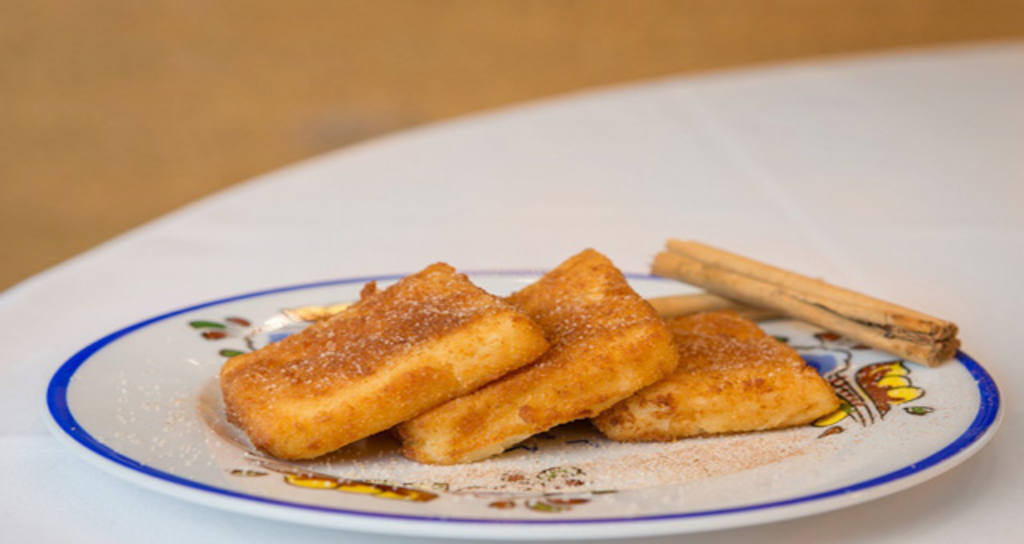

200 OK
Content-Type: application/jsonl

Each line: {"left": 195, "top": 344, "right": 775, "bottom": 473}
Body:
{"left": 220, "top": 263, "right": 550, "bottom": 460}
{"left": 398, "top": 249, "right": 678, "bottom": 463}
{"left": 221, "top": 250, "right": 839, "bottom": 464}
{"left": 593, "top": 311, "right": 839, "bottom": 440}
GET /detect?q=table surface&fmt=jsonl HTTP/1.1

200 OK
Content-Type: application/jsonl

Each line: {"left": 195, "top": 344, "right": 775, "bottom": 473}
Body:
{"left": 3, "top": 42, "right": 1021, "bottom": 543}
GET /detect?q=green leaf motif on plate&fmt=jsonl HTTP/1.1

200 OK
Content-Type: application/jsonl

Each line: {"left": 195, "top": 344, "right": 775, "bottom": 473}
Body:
{"left": 219, "top": 349, "right": 246, "bottom": 358}
{"left": 189, "top": 320, "right": 226, "bottom": 329}
{"left": 904, "top": 406, "right": 934, "bottom": 416}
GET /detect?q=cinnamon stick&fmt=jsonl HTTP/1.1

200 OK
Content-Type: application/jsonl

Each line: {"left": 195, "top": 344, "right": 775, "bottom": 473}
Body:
{"left": 652, "top": 241, "right": 960, "bottom": 366}
{"left": 646, "top": 293, "right": 780, "bottom": 321}
{"left": 666, "top": 240, "right": 958, "bottom": 342}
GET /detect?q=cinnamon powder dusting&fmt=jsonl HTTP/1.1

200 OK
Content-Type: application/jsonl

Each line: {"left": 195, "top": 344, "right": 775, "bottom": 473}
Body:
{"left": 507, "top": 249, "right": 663, "bottom": 349}
{"left": 251, "top": 421, "right": 827, "bottom": 495}
{"left": 222, "top": 263, "right": 508, "bottom": 396}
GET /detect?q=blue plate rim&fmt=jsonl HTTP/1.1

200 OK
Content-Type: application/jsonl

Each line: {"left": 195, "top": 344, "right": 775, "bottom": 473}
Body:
{"left": 45, "top": 271, "right": 1002, "bottom": 526}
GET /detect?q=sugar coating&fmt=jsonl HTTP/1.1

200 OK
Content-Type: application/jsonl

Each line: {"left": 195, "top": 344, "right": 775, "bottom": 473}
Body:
{"left": 222, "top": 264, "right": 510, "bottom": 394}
{"left": 594, "top": 311, "right": 840, "bottom": 441}
{"left": 219, "top": 263, "right": 550, "bottom": 459}
{"left": 398, "top": 249, "right": 679, "bottom": 464}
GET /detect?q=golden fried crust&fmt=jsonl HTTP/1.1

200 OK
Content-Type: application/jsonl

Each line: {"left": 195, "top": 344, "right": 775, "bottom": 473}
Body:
{"left": 220, "top": 263, "right": 549, "bottom": 459}
{"left": 592, "top": 311, "right": 840, "bottom": 441}
{"left": 397, "top": 249, "right": 679, "bottom": 464}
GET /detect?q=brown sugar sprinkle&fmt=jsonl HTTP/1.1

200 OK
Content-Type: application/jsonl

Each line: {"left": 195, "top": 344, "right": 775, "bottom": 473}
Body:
{"left": 674, "top": 336, "right": 804, "bottom": 373}
{"left": 669, "top": 312, "right": 765, "bottom": 341}
{"left": 666, "top": 312, "right": 805, "bottom": 374}
{"left": 507, "top": 250, "right": 661, "bottom": 348}
{"left": 224, "top": 264, "right": 511, "bottom": 395}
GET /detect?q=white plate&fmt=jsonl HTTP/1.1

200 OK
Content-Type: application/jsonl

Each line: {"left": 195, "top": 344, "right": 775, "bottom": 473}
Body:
{"left": 45, "top": 272, "right": 1002, "bottom": 540}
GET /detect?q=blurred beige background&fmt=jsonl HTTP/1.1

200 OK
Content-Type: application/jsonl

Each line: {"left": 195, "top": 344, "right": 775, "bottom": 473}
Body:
{"left": 4, "top": 1, "right": 1024, "bottom": 290}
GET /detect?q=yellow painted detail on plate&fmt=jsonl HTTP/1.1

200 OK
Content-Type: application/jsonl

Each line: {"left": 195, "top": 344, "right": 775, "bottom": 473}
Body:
{"left": 876, "top": 375, "right": 911, "bottom": 388}
{"left": 877, "top": 362, "right": 908, "bottom": 376}
{"left": 886, "top": 386, "right": 924, "bottom": 403}
{"left": 813, "top": 406, "right": 850, "bottom": 427}
{"left": 337, "top": 483, "right": 383, "bottom": 495}
{"left": 285, "top": 474, "right": 339, "bottom": 489}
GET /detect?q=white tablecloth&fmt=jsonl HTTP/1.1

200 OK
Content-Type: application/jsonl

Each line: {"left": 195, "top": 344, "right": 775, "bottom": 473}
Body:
{"left": 4, "top": 42, "right": 1021, "bottom": 543}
